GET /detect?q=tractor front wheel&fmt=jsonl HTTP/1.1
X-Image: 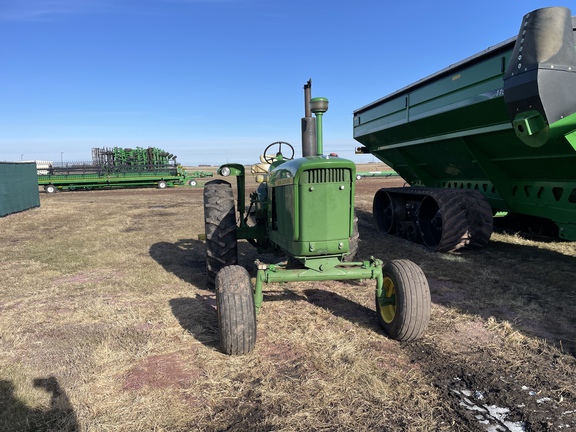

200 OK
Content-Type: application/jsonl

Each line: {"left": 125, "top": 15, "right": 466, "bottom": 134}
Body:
{"left": 216, "top": 265, "right": 257, "bottom": 355}
{"left": 376, "top": 259, "right": 430, "bottom": 341}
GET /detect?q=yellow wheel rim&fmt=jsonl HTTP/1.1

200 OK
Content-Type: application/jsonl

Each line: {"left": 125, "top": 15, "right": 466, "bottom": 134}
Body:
{"left": 379, "top": 276, "right": 396, "bottom": 324}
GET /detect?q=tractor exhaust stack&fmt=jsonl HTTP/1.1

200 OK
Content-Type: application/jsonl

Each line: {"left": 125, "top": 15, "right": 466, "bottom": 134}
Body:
{"left": 301, "top": 79, "right": 316, "bottom": 157}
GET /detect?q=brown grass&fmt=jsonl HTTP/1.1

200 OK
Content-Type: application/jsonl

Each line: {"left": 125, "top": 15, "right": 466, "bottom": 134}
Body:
{"left": 1, "top": 166, "right": 575, "bottom": 431}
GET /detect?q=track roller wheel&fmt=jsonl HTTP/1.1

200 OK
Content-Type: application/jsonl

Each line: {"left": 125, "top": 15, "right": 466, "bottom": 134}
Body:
{"left": 376, "top": 260, "right": 430, "bottom": 341}
{"left": 216, "top": 265, "right": 257, "bottom": 355}
{"left": 204, "top": 180, "right": 238, "bottom": 290}
{"left": 404, "top": 221, "right": 421, "bottom": 242}
{"left": 373, "top": 189, "right": 405, "bottom": 234}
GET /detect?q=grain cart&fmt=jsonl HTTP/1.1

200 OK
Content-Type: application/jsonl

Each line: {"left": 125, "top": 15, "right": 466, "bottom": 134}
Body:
{"left": 354, "top": 6, "right": 576, "bottom": 250}
{"left": 203, "top": 87, "right": 431, "bottom": 355}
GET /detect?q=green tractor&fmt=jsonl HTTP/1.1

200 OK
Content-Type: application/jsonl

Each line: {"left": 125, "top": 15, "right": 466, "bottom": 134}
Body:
{"left": 203, "top": 84, "right": 431, "bottom": 355}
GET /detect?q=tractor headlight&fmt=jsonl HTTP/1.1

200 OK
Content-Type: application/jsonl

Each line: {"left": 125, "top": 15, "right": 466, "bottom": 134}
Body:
{"left": 221, "top": 166, "right": 231, "bottom": 177}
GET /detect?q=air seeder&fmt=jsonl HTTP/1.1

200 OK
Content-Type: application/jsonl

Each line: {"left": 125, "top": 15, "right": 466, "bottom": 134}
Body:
{"left": 203, "top": 83, "right": 431, "bottom": 355}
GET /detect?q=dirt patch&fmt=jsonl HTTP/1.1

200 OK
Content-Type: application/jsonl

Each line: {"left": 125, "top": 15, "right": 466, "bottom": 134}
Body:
{"left": 123, "top": 351, "right": 203, "bottom": 391}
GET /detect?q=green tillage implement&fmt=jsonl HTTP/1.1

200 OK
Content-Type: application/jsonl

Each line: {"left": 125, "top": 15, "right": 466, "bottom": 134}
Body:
{"left": 354, "top": 7, "right": 576, "bottom": 245}
{"left": 38, "top": 146, "right": 212, "bottom": 192}
{"left": 38, "top": 163, "right": 206, "bottom": 192}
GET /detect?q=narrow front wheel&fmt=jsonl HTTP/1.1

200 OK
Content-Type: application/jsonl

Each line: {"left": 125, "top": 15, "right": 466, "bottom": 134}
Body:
{"left": 376, "top": 260, "right": 430, "bottom": 341}
{"left": 216, "top": 265, "right": 257, "bottom": 355}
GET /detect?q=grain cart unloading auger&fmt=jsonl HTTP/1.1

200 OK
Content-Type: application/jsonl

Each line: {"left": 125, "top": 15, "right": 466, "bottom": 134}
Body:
{"left": 203, "top": 82, "right": 431, "bottom": 355}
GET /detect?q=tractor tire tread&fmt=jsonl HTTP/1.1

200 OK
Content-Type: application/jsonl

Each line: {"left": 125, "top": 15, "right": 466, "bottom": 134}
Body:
{"left": 216, "top": 265, "right": 257, "bottom": 355}
{"left": 204, "top": 180, "right": 238, "bottom": 290}
{"left": 378, "top": 259, "right": 430, "bottom": 342}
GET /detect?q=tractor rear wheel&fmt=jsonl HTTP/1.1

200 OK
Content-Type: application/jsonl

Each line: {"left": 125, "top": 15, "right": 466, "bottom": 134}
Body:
{"left": 204, "top": 180, "right": 238, "bottom": 290}
{"left": 376, "top": 260, "right": 430, "bottom": 341}
{"left": 216, "top": 265, "right": 257, "bottom": 355}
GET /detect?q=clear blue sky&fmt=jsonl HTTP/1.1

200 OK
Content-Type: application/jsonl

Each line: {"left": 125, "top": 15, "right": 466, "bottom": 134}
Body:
{"left": 0, "top": 0, "right": 564, "bottom": 166}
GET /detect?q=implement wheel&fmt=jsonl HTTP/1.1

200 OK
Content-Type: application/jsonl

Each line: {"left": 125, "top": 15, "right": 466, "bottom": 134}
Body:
{"left": 376, "top": 260, "right": 430, "bottom": 341}
{"left": 216, "top": 265, "right": 257, "bottom": 355}
{"left": 44, "top": 184, "right": 57, "bottom": 194}
{"left": 204, "top": 180, "right": 238, "bottom": 290}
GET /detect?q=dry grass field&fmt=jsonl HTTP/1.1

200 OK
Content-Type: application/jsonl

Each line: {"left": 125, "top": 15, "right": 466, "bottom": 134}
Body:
{"left": 1, "top": 164, "right": 576, "bottom": 431}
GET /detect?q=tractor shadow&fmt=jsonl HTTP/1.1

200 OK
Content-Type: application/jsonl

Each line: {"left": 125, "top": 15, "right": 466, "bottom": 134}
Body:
{"left": 152, "top": 238, "right": 259, "bottom": 350}
{"left": 149, "top": 238, "right": 259, "bottom": 287}
{"left": 255, "top": 284, "right": 381, "bottom": 334}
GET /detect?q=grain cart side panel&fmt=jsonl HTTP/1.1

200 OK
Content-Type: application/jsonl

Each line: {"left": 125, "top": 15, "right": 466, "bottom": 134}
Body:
{"left": 354, "top": 6, "right": 576, "bottom": 241}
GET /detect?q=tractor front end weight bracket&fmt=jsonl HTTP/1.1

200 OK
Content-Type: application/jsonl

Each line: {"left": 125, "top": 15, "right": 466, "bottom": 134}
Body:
{"left": 253, "top": 257, "right": 384, "bottom": 312}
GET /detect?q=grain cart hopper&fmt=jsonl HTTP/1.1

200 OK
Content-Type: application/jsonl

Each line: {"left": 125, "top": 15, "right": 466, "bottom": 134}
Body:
{"left": 354, "top": 6, "right": 576, "bottom": 250}
{"left": 203, "top": 84, "right": 431, "bottom": 355}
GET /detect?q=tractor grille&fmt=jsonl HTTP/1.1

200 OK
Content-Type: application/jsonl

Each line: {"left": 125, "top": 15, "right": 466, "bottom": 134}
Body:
{"left": 303, "top": 168, "right": 349, "bottom": 184}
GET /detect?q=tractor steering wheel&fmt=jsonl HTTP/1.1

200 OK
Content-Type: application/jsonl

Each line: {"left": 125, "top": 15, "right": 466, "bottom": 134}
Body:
{"left": 262, "top": 141, "right": 295, "bottom": 164}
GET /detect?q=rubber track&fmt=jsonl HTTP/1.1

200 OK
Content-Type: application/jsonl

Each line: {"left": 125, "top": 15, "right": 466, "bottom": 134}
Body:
{"left": 461, "top": 190, "right": 493, "bottom": 248}
{"left": 204, "top": 180, "right": 238, "bottom": 289}
{"left": 380, "top": 187, "right": 493, "bottom": 252}
{"left": 216, "top": 265, "right": 257, "bottom": 355}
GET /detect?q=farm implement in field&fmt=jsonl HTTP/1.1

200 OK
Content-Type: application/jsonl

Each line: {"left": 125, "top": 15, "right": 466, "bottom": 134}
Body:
{"left": 37, "top": 147, "right": 212, "bottom": 192}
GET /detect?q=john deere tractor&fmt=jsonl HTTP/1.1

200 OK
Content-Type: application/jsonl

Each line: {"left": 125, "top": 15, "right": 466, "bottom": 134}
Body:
{"left": 203, "top": 82, "right": 431, "bottom": 355}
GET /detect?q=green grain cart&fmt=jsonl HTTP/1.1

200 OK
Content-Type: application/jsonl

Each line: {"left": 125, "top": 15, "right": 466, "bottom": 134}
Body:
{"left": 38, "top": 147, "right": 211, "bottom": 192}
{"left": 204, "top": 86, "right": 431, "bottom": 355}
{"left": 354, "top": 6, "right": 576, "bottom": 250}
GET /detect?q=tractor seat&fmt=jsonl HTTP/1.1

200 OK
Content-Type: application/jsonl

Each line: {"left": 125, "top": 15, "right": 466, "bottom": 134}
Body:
{"left": 251, "top": 155, "right": 274, "bottom": 183}
{"left": 251, "top": 155, "right": 273, "bottom": 173}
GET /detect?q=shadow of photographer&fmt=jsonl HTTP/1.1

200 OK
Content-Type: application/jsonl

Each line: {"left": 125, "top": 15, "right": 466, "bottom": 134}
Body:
{"left": 0, "top": 376, "right": 78, "bottom": 432}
